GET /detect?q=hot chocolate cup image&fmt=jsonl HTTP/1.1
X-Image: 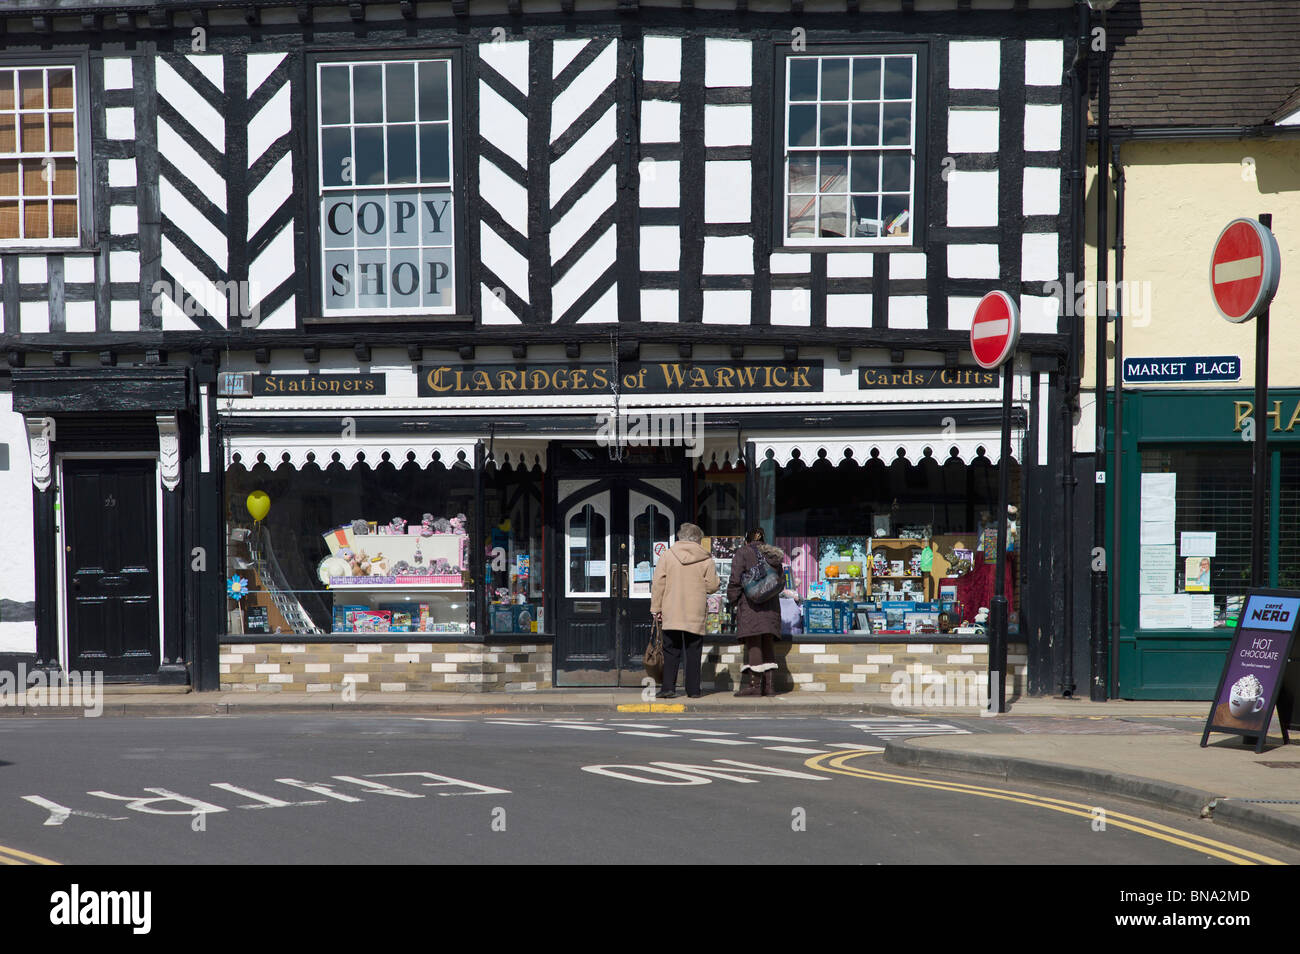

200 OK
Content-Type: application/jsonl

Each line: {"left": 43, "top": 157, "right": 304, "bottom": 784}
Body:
{"left": 1228, "top": 674, "right": 1266, "bottom": 718}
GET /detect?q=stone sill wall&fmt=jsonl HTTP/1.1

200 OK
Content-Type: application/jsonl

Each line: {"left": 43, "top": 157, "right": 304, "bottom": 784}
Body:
{"left": 219, "top": 643, "right": 553, "bottom": 692}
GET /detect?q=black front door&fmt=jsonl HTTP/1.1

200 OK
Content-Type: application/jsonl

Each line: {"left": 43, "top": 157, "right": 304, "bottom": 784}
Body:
{"left": 63, "top": 459, "right": 161, "bottom": 677}
{"left": 553, "top": 444, "right": 686, "bottom": 687}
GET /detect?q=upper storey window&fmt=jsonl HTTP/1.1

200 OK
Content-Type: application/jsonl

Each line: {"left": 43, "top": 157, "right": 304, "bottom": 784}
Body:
{"left": 780, "top": 51, "right": 921, "bottom": 246}
{"left": 316, "top": 58, "right": 459, "bottom": 317}
{"left": 0, "top": 65, "right": 82, "bottom": 246}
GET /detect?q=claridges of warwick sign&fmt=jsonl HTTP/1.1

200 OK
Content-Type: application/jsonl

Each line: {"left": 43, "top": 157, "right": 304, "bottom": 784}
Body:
{"left": 417, "top": 362, "right": 824, "bottom": 396}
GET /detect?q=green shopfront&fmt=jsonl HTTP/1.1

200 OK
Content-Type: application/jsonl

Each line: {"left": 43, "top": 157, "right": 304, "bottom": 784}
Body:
{"left": 1110, "top": 389, "right": 1300, "bottom": 698}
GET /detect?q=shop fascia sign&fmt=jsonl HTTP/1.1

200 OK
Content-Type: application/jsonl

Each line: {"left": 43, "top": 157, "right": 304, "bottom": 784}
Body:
{"left": 416, "top": 361, "right": 823, "bottom": 396}
{"left": 858, "top": 366, "right": 997, "bottom": 388}
{"left": 217, "top": 372, "right": 386, "bottom": 397}
{"left": 1232, "top": 398, "right": 1300, "bottom": 435}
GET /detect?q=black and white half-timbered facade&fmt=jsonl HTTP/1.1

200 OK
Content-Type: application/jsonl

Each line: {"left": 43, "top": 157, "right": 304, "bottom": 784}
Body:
{"left": 0, "top": 0, "right": 1085, "bottom": 698}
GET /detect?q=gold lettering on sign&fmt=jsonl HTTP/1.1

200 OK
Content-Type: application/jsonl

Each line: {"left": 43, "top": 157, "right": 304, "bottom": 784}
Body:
{"left": 427, "top": 367, "right": 453, "bottom": 392}
{"left": 793, "top": 366, "right": 811, "bottom": 388}
{"left": 1270, "top": 400, "right": 1283, "bottom": 431}
{"left": 1234, "top": 400, "right": 1252, "bottom": 431}
{"left": 592, "top": 368, "right": 610, "bottom": 389}
{"left": 1288, "top": 403, "right": 1300, "bottom": 432}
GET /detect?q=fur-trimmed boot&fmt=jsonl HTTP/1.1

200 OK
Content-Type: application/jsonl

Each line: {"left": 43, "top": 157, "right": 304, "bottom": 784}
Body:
{"left": 761, "top": 670, "right": 775, "bottom": 696}
{"left": 734, "top": 669, "right": 761, "bottom": 697}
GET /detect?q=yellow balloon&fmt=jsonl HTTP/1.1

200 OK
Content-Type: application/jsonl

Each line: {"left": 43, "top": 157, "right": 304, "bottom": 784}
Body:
{"left": 246, "top": 491, "right": 271, "bottom": 522}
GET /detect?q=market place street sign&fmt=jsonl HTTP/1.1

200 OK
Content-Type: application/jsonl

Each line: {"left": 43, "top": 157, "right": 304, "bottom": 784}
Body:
{"left": 1122, "top": 356, "right": 1241, "bottom": 384}
{"left": 417, "top": 361, "right": 824, "bottom": 396}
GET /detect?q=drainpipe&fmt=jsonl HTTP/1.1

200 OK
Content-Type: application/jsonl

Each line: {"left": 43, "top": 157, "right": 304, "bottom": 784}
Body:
{"left": 1060, "top": 0, "right": 1090, "bottom": 698}
{"left": 1089, "top": 0, "right": 1113, "bottom": 702}
{"left": 1110, "top": 142, "right": 1125, "bottom": 698}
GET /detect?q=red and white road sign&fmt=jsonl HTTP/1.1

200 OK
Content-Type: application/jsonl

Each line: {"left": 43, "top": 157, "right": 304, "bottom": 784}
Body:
{"left": 970, "top": 291, "right": 1020, "bottom": 369}
{"left": 1210, "top": 218, "right": 1281, "bottom": 323}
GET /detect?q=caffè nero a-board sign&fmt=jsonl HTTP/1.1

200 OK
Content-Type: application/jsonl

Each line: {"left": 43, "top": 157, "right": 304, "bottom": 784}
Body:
{"left": 1201, "top": 589, "right": 1299, "bottom": 752}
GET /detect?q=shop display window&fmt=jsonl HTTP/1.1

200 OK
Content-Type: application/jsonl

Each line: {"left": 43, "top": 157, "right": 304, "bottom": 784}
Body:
{"left": 224, "top": 458, "right": 475, "bottom": 636}
{"left": 484, "top": 462, "right": 545, "bottom": 635}
{"left": 1139, "top": 448, "right": 1252, "bottom": 630}
{"left": 756, "top": 450, "right": 1015, "bottom": 634}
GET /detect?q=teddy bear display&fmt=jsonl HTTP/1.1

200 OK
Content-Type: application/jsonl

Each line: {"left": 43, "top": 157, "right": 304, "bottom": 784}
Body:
{"left": 390, "top": 517, "right": 407, "bottom": 535}
{"left": 449, "top": 513, "right": 467, "bottom": 534}
{"left": 351, "top": 519, "right": 370, "bottom": 536}
{"left": 420, "top": 513, "right": 435, "bottom": 537}
{"left": 339, "top": 547, "right": 371, "bottom": 576}
{"left": 431, "top": 517, "right": 452, "bottom": 533}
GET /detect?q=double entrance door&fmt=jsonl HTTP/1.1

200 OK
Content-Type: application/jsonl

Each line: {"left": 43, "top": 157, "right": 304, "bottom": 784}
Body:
{"left": 552, "top": 444, "right": 687, "bottom": 687}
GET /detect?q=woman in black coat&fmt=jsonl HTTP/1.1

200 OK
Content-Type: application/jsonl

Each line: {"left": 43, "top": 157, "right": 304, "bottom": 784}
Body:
{"left": 727, "top": 528, "right": 784, "bottom": 696}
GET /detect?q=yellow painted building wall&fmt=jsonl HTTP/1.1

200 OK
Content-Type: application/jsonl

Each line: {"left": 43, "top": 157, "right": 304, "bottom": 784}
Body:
{"left": 1081, "top": 138, "right": 1300, "bottom": 392}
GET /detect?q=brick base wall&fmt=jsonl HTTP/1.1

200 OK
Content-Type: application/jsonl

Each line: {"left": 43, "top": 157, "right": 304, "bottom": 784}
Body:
{"left": 702, "top": 640, "right": 1027, "bottom": 703}
{"left": 219, "top": 643, "right": 553, "bottom": 692}
{"left": 218, "top": 639, "right": 1022, "bottom": 702}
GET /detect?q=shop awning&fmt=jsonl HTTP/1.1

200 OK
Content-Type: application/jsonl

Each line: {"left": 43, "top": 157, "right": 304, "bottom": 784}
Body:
{"left": 752, "top": 430, "right": 1020, "bottom": 467}
{"left": 224, "top": 434, "right": 479, "bottom": 470}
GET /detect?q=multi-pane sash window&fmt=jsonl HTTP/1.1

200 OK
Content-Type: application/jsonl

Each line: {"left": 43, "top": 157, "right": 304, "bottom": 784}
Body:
{"left": 783, "top": 53, "right": 917, "bottom": 244}
{"left": 0, "top": 66, "right": 80, "bottom": 244}
{"left": 317, "top": 59, "right": 456, "bottom": 316}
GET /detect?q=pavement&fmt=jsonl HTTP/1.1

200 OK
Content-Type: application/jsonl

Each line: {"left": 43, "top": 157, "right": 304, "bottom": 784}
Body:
{"left": 3, "top": 685, "right": 1298, "bottom": 849}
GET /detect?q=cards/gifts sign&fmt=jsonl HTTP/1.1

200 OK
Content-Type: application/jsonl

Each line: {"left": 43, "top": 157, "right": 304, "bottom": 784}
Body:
{"left": 1201, "top": 589, "right": 1299, "bottom": 752}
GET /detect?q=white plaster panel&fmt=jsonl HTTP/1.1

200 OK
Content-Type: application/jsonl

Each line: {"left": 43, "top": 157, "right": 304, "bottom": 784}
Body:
{"left": 946, "top": 169, "right": 998, "bottom": 227}
{"left": 108, "top": 158, "right": 137, "bottom": 187}
{"left": 187, "top": 53, "right": 225, "bottom": 91}
{"left": 479, "top": 158, "right": 530, "bottom": 237}
{"left": 64, "top": 256, "right": 95, "bottom": 284}
{"left": 1023, "top": 166, "right": 1061, "bottom": 216}
{"left": 550, "top": 42, "right": 617, "bottom": 140}
{"left": 948, "top": 40, "right": 1000, "bottom": 90}
{"left": 889, "top": 252, "right": 926, "bottom": 280}
{"left": 703, "top": 235, "right": 754, "bottom": 275}
{"left": 704, "top": 161, "right": 750, "bottom": 223}
{"left": 640, "top": 226, "right": 681, "bottom": 271}
{"left": 551, "top": 227, "right": 616, "bottom": 319}
{"left": 947, "top": 244, "right": 999, "bottom": 279}
{"left": 770, "top": 288, "right": 810, "bottom": 326}
{"left": 105, "top": 107, "right": 135, "bottom": 140}
{"left": 20, "top": 302, "right": 49, "bottom": 333}
{"left": 247, "top": 82, "right": 291, "bottom": 168}
{"left": 887, "top": 296, "right": 928, "bottom": 329}
{"left": 826, "top": 253, "right": 872, "bottom": 278}
{"left": 770, "top": 253, "right": 810, "bottom": 274}
{"left": 247, "top": 152, "right": 291, "bottom": 239}
{"left": 247, "top": 53, "right": 284, "bottom": 97}
{"left": 481, "top": 283, "right": 521, "bottom": 325}
{"left": 947, "top": 108, "right": 999, "bottom": 153}
{"left": 826, "top": 294, "right": 872, "bottom": 327}
{"left": 704, "top": 104, "right": 752, "bottom": 147}
{"left": 110, "top": 299, "right": 140, "bottom": 331}
{"left": 18, "top": 257, "right": 46, "bottom": 284}
{"left": 641, "top": 288, "right": 679, "bottom": 323}
{"left": 480, "top": 221, "right": 530, "bottom": 302}
{"left": 551, "top": 106, "right": 616, "bottom": 202}
{"left": 1024, "top": 104, "right": 1062, "bottom": 152}
{"left": 64, "top": 300, "right": 95, "bottom": 332}
{"left": 642, "top": 36, "right": 682, "bottom": 83}
{"left": 641, "top": 100, "right": 680, "bottom": 144}
{"left": 155, "top": 59, "right": 223, "bottom": 152}
{"left": 1019, "top": 294, "right": 1061, "bottom": 334}
{"left": 159, "top": 117, "right": 228, "bottom": 212}
{"left": 702, "top": 289, "right": 751, "bottom": 325}
{"left": 1025, "top": 40, "right": 1064, "bottom": 87}
{"left": 110, "top": 250, "right": 141, "bottom": 283}
{"left": 103, "top": 57, "right": 134, "bottom": 90}
{"left": 1021, "top": 232, "right": 1059, "bottom": 281}
{"left": 550, "top": 167, "right": 616, "bottom": 262}
{"left": 639, "top": 159, "right": 680, "bottom": 208}
{"left": 705, "top": 39, "right": 751, "bottom": 87}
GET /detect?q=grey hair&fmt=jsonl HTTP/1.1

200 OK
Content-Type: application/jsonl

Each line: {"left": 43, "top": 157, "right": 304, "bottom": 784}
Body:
{"left": 677, "top": 523, "right": 704, "bottom": 543}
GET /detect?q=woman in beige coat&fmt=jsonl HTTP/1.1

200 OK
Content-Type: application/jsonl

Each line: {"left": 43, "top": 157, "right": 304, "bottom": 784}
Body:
{"left": 650, "top": 523, "right": 720, "bottom": 698}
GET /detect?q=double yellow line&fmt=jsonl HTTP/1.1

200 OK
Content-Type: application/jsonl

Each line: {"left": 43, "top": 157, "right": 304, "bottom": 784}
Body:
{"left": 805, "top": 750, "right": 1286, "bottom": 866}
{"left": 0, "top": 842, "right": 60, "bottom": 865}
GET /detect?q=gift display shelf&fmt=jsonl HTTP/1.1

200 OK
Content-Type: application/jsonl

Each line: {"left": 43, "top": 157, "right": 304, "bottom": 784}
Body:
{"left": 328, "top": 579, "right": 467, "bottom": 590}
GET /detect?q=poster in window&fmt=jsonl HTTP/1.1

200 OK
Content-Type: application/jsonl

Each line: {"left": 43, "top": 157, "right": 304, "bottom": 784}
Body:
{"left": 1185, "top": 557, "right": 1211, "bottom": 592}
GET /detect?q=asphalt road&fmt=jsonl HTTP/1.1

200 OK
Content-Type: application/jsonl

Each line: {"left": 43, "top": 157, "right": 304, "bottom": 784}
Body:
{"left": 0, "top": 714, "right": 1295, "bottom": 866}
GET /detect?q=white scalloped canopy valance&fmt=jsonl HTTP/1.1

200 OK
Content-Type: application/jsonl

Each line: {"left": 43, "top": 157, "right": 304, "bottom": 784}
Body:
{"left": 225, "top": 434, "right": 478, "bottom": 470}
{"left": 754, "top": 430, "right": 1019, "bottom": 468}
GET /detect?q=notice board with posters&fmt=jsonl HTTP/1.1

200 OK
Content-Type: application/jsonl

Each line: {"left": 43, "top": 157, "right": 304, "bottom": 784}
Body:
{"left": 1201, "top": 589, "right": 1299, "bottom": 752}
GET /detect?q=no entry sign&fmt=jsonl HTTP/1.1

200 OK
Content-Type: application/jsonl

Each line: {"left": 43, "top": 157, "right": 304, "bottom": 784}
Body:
{"left": 1210, "top": 218, "right": 1281, "bottom": 323}
{"left": 970, "top": 291, "right": 1020, "bottom": 369}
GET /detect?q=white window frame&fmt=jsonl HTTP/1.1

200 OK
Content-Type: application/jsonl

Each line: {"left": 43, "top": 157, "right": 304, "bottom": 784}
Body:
{"left": 315, "top": 57, "right": 458, "bottom": 317}
{"left": 781, "top": 51, "right": 919, "bottom": 247}
{"left": 0, "top": 61, "right": 87, "bottom": 249}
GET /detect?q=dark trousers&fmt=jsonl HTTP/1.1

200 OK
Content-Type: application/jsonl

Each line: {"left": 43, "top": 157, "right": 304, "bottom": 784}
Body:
{"left": 661, "top": 630, "right": 703, "bottom": 696}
